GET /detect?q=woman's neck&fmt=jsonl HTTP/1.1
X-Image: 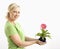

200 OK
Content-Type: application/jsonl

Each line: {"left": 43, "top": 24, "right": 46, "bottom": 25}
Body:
{"left": 8, "top": 19, "right": 15, "bottom": 25}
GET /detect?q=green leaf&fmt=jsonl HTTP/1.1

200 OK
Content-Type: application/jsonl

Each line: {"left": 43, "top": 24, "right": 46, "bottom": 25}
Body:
{"left": 46, "top": 35, "right": 51, "bottom": 39}
{"left": 46, "top": 32, "right": 50, "bottom": 34}
{"left": 36, "top": 33, "right": 42, "bottom": 36}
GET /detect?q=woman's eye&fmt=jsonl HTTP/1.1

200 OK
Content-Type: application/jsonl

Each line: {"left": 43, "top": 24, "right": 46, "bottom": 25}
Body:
{"left": 13, "top": 11, "right": 20, "bottom": 14}
{"left": 18, "top": 12, "right": 20, "bottom": 14}
{"left": 13, "top": 11, "right": 16, "bottom": 13}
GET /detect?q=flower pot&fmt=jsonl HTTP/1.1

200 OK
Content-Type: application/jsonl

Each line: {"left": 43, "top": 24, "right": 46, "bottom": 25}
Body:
{"left": 39, "top": 37, "right": 46, "bottom": 42}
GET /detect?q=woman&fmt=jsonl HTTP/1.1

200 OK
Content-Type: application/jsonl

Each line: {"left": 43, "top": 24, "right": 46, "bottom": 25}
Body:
{"left": 5, "top": 3, "right": 46, "bottom": 49}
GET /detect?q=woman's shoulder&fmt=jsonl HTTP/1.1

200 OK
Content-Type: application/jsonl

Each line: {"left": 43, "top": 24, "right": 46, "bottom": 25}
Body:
{"left": 5, "top": 21, "right": 13, "bottom": 27}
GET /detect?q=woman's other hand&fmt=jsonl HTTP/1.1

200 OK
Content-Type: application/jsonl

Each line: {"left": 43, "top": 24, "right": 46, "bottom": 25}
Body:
{"left": 36, "top": 40, "right": 46, "bottom": 45}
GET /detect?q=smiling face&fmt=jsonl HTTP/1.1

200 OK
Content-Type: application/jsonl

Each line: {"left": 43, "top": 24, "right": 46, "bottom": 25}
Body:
{"left": 9, "top": 7, "right": 20, "bottom": 21}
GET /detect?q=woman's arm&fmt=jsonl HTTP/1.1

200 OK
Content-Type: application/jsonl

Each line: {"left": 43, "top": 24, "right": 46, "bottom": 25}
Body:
{"left": 10, "top": 34, "right": 38, "bottom": 47}
{"left": 25, "top": 36, "right": 46, "bottom": 45}
{"left": 25, "top": 36, "right": 37, "bottom": 41}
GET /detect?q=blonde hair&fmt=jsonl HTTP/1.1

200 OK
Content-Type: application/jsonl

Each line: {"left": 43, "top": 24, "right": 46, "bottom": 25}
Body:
{"left": 6, "top": 3, "right": 20, "bottom": 19}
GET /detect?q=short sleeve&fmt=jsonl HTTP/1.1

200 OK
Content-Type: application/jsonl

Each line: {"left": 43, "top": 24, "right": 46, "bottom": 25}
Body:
{"left": 6, "top": 24, "right": 18, "bottom": 37}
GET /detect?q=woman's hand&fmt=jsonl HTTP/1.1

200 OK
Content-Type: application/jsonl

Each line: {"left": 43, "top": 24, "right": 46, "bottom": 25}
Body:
{"left": 36, "top": 40, "right": 46, "bottom": 45}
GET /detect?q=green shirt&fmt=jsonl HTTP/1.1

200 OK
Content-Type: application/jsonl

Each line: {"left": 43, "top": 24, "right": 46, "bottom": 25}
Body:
{"left": 5, "top": 21, "right": 25, "bottom": 49}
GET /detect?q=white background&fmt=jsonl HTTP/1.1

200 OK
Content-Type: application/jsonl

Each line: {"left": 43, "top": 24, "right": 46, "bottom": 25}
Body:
{"left": 0, "top": 0, "right": 60, "bottom": 49}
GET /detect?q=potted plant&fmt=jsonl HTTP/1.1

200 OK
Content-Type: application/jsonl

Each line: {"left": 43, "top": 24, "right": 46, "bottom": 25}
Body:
{"left": 36, "top": 24, "right": 51, "bottom": 42}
